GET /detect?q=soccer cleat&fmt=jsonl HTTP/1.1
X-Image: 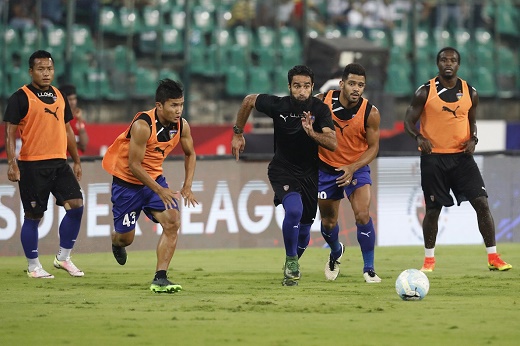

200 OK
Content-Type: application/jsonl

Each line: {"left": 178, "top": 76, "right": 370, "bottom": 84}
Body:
{"left": 112, "top": 245, "right": 127, "bottom": 265}
{"left": 281, "top": 256, "right": 300, "bottom": 286}
{"left": 150, "top": 277, "right": 182, "bottom": 293}
{"left": 53, "top": 257, "right": 85, "bottom": 277}
{"left": 363, "top": 270, "right": 382, "bottom": 283}
{"left": 324, "top": 242, "right": 345, "bottom": 281}
{"left": 27, "top": 266, "right": 54, "bottom": 279}
{"left": 421, "top": 257, "right": 435, "bottom": 272}
{"left": 488, "top": 254, "right": 512, "bottom": 271}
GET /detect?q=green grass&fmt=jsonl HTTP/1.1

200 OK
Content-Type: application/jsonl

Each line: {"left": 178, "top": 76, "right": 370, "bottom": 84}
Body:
{"left": 1, "top": 244, "right": 519, "bottom": 346}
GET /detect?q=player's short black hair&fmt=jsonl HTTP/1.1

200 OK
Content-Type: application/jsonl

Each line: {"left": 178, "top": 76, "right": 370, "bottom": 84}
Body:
{"left": 288, "top": 65, "right": 314, "bottom": 85}
{"left": 342, "top": 63, "right": 366, "bottom": 81}
{"left": 29, "top": 50, "right": 53, "bottom": 68}
{"left": 59, "top": 84, "right": 77, "bottom": 97}
{"left": 436, "top": 47, "right": 461, "bottom": 64}
{"left": 156, "top": 78, "right": 184, "bottom": 103}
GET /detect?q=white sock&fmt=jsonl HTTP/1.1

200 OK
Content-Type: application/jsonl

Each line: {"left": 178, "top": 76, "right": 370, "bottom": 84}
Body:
{"left": 486, "top": 246, "right": 497, "bottom": 255}
{"left": 57, "top": 247, "right": 72, "bottom": 261}
{"left": 425, "top": 248, "right": 435, "bottom": 258}
{"left": 27, "top": 258, "right": 42, "bottom": 272}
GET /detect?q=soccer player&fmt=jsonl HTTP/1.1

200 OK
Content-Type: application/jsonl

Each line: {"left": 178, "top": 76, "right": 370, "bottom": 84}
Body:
{"left": 3, "top": 50, "right": 84, "bottom": 278}
{"left": 59, "top": 84, "right": 89, "bottom": 153}
{"left": 404, "top": 47, "right": 512, "bottom": 272}
{"left": 232, "top": 65, "right": 337, "bottom": 286}
{"left": 102, "top": 79, "right": 198, "bottom": 293}
{"left": 315, "top": 63, "right": 382, "bottom": 283}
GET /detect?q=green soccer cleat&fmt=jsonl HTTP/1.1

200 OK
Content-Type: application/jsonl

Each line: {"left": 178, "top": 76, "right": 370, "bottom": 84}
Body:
{"left": 150, "top": 277, "right": 182, "bottom": 293}
{"left": 282, "top": 255, "right": 300, "bottom": 286}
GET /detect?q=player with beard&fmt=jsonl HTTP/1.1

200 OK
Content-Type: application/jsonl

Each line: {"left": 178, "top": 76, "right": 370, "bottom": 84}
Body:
{"left": 231, "top": 65, "right": 337, "bottom": 286}
{"left": 3, "top": 50, "right": 84, "bottom": 278}
{"left": 314, "top": 63, "right": 382, "bottom": 283}
{"left": 404, "top": 47, "right": 512, "bottom": 272}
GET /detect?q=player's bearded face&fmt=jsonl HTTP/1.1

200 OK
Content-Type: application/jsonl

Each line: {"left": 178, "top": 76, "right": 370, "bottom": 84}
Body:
{"left": 289, "top": 93, "right": 313, "bottom": 116}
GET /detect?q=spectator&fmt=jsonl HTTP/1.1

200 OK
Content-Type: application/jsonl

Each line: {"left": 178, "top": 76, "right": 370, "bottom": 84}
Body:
{"left": 59, "top": 84, "right": 89, "bottom": 153}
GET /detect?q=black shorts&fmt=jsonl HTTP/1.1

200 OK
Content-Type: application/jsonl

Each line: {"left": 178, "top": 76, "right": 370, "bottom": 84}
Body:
{"left": 420, "top": 153, "right": 487, "bottom": 209}
{"left": 268, "top": 161, "right": 318, "bottom": 225}
{"left": 18, "top": 159, "right": 83, "bottom": 214}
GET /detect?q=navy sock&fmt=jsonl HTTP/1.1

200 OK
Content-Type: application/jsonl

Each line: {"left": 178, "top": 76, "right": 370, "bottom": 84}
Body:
{"left": 59, "top": 206, "right": 83, "bottom": 249}
{"left": 282, "top": 193, "right": 303, "bottom": 257}
{"left": 21, "top": 218, "right": 40, "bottom": 259}
{"left": 321, "top": 223, "right": 342, "bottom": 258}
{"left": 297, "top": 223, "right": 311, "bottom": 258}
{"left": 357, "top": 217, "right": 375, "bottom": 272}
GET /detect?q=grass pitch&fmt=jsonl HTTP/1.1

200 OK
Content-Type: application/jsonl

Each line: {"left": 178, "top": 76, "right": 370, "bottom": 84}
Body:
{"left": 1, "top": 244, "right": 519, "bottom": 346}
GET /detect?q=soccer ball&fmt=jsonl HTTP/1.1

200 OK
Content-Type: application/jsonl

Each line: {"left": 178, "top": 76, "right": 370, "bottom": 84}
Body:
{"left": 395, "top": 269, "right": 429, "bottom": 301}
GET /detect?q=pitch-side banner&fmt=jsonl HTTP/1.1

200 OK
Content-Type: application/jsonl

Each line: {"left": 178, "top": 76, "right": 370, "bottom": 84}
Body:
{"left": 376, "top": 155, "right": 518, "bottom": 246}
{"left": 0, "top": 158, "right": 369, "bottom": 256}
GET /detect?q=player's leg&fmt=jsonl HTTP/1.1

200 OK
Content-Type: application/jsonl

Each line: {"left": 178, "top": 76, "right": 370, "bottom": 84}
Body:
{"left": 18, "top": 164, "right": 54, "bottom": 278}
{"left": 109, "top": 181, "right": 143, "bottom": 265}
{"left": 144, "top": 176, "right": 182, "bottom": 293}
{"left": 349, "top": 184, "right": 380, "bottom": 283}
{"left": 149, "top": 208, "right": 182, "bottom": 293}
{"left": 421, "top": 206, "right": 441, "bottom": 271}
{"left": 281, "top": 192, "right": 303, "bottom": 285}
{"left": 318, "top": 169, "right": 345, "bottom": 280}
{"left": 52, "top": 163, "right": 84, "bottom": 276}
{"left": 455, "top": 154, "right": 511, "bottom": 271}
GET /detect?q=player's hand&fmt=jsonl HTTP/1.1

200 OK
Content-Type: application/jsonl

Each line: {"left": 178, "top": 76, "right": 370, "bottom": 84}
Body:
{"left": 180, "top": 186, "right": 199, "bottom": 208}
{"left": 7, "top": 161, "right": 20, "bottom": 182}
{"left": 336, "top": 165, "right": 354, "bottom": 187}
{"left": 301, "top": 111, "right": 315, "bottom": 136}
{"left": 417, "top": 135, "right": 433, "bottom": 154}
{"left": 158, "top": 187, "right": 180, "bottom": 209}
{"left": 461, "top": 138, "right": 476, "bottom": 154}
{"left": 231, "top": 134, "right": 245, "bottom": 161}
{"left": 73, "top": 162, "right": 82, "bottom": 181}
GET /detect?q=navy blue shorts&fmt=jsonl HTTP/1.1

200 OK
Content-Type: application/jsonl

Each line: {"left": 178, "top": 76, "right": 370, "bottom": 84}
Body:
{"left": 318, "top": 165, "right": 372, "bottom": 200}
{"left": 111, "top": 175, "right": 178, "bottom": 234}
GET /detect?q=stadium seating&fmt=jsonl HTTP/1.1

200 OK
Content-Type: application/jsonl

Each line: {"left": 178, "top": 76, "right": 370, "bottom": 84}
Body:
{"left": 99, "top": 6, "right": 123, "bottom": 35}
{"left": 142, "top": 6, "right": 162, "bottom": 31}
{"left": 248, "top": 66, "right": 271, "bottom": 94}
{"left": 473, "top": 66, "right": 496, "bottom": 97}
{"left": 225, "top": 66, "right": 247, "bottom": 97}
{"left": 384, "top": 62, "right": 413, "bottom": 97}
{"left": 161, "top": 26, "right": 184, "bottom": 55}
{"left": 45, "top": 25, "right": 66, "bottom": 56}
{"left": 118, "top": 6, "right": 144, "bottom": 34}
{"left": 7, "top": 68, "right": 31, "bottom": 96}
{"left": 133, "top": 67, "right": 158, "bottom": 99}
{"left": 192, "top": 5, "right": 215, "bottom": 33}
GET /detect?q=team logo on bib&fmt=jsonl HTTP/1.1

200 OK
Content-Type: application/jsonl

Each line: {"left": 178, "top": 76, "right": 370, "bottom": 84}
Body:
{"left": 283, "top": 185, "right": 289, "bottom": 191}
{"left": 456, "top": 92, "right": 463, "bottom": 100}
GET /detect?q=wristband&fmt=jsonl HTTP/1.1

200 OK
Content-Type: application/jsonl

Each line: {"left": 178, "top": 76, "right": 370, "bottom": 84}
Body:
{"left": 415, "top": 133, "right": 422, "bottom": 141}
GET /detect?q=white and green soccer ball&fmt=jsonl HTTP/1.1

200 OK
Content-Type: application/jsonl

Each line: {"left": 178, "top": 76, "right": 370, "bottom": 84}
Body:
{"left": 395, "top": 269, "right": 430, "bottom": 301}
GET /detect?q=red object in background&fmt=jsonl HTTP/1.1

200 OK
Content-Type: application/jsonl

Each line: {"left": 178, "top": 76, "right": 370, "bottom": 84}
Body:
{"left": 0, "top": 123, "right": 252, "bottom": 158}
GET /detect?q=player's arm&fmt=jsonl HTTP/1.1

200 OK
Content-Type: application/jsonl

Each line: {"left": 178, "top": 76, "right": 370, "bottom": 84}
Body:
{"left": 232, "top": 94, "right": 258, "bottom": 161}
{"left": 75, "top": 108, "right": 89, "bottom": 152}
{"left": 128, "top": 119, "right": 176, "bottom": 209}
{"left": 66, "top": 122, "right": 82, "bottom": 181}
{"left": 179, "top": 118, "right": 198, "bottom": 207}
{"left": 5, "top": 122, "right": 20, "bottom": 182}
{"left": 314, "top": 93, "right": 324, "bottom": 101}
{"left": 302, "top": 111, "right": 337, "bottom": 151}
{"left": 353, "top": 106, "right": 381, "bottom": 169}
{"left": 461, "top": 88, "right": 479, "bottom": 154}
{"left": 404, "top": 86, "right": 433, "bottom": 154}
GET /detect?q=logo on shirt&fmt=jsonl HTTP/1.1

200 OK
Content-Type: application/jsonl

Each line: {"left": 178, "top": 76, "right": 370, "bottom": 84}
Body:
{"left": 154, "top": 147, "right": 166, "bottom": 157}
{"left": 44, "top": 107, "right": 59, "bottom": 120}
{"left": 333, "top": 120, "right": 348, "bottom": 135}
{"left": 456, "top": 92, "right": 463, "bottom": 100}
{"left": 441, "top": 105, "right": 459, "bottom": 118}
{"left": 169, "top": 129, "right": 177, "bottom": 139}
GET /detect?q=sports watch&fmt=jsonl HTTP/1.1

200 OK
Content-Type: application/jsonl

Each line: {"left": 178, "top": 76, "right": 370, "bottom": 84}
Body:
{"left": 233, "top": 125, "right": 243, "bottom": 135}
